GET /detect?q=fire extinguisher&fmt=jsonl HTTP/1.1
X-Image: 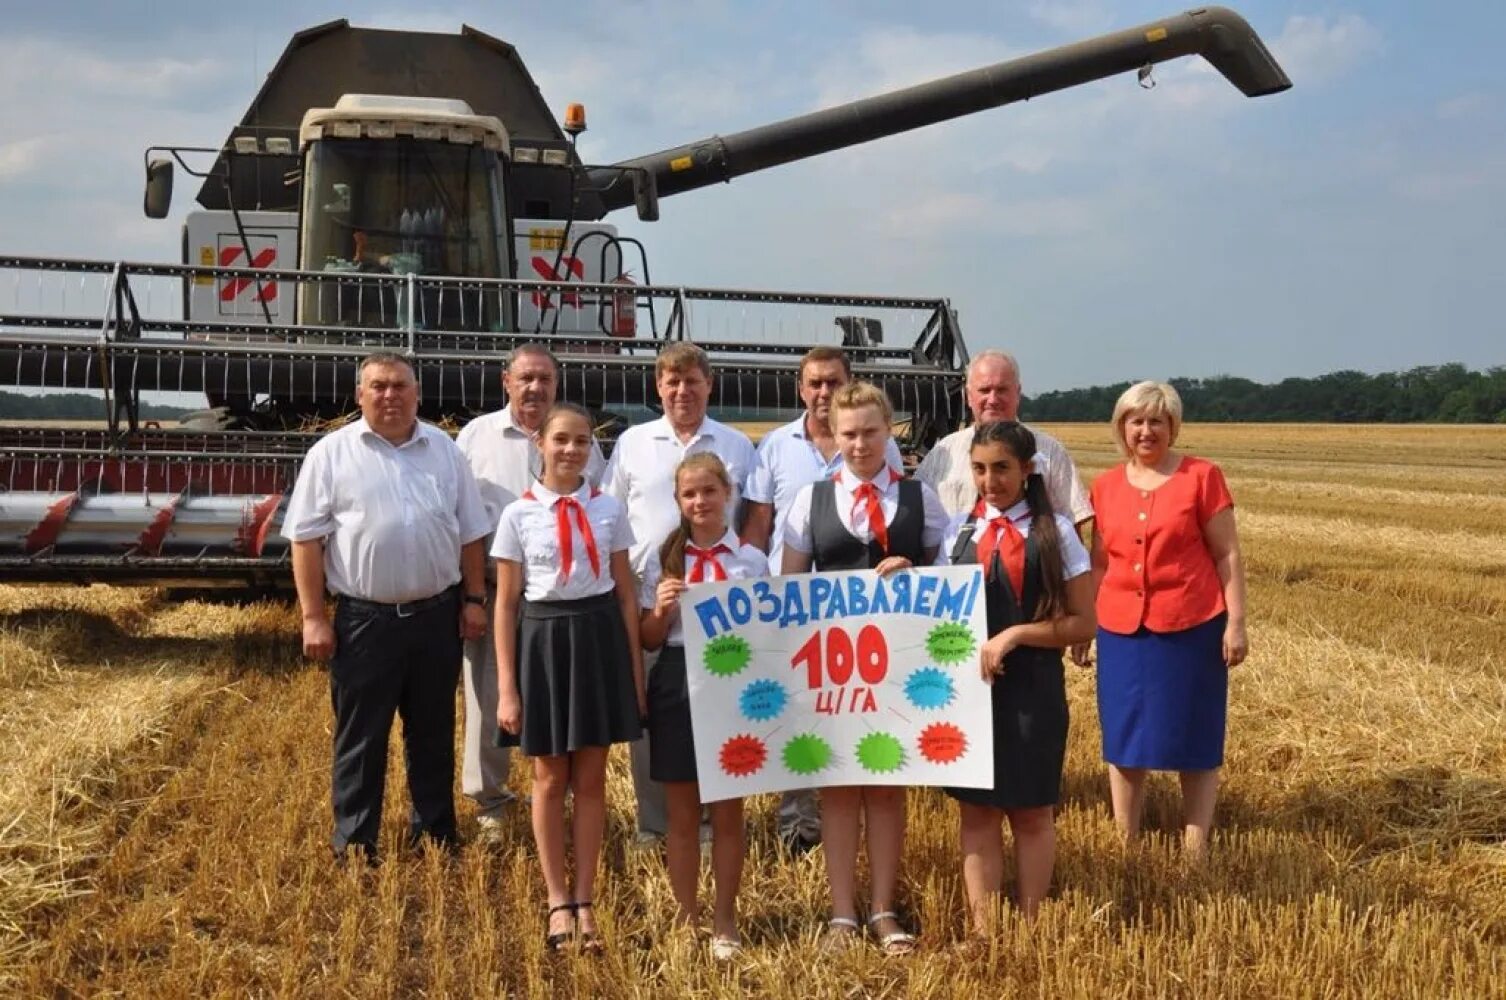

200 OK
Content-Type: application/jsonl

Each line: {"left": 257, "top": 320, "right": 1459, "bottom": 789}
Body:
{"left": 610, "top": 273, "right": 636, "bottom": 338}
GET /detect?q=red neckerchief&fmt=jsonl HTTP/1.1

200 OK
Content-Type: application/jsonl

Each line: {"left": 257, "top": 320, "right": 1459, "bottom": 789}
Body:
{"left": 685, "top": 541, "right": 732, "bottom": 582}
{"left": 523, "top": 485, "right": 603, "bottom": 583}
{"left": 971, "top": 498, "right": 1028, "bottom": 598}
{"left": 838, "top": 466, "right": 904, "bottom": 555}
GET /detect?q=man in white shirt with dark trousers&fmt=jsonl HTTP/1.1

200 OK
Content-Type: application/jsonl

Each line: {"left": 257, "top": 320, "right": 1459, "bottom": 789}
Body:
{"left": 284, "top": 352, "right": 492, "bottom": 863}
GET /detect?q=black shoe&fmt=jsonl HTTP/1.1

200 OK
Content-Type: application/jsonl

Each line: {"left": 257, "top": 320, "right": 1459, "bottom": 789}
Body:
{"left": 574, "top": 901, "right": 605, "bottom": 956}
{"left": 333, "top": 843, "right": 381, "bottom": 868}
{"left": 545, "top": 902, "right": 577, "bottom": 953}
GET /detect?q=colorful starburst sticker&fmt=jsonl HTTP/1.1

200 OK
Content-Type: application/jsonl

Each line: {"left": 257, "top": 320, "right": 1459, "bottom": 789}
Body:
{"left": 925, "top": 621, "right": 975, "bottom": 665}
{"left": 719, "top": 734, "right": 768, "bottom": 777}
{"left": 738, "top": 678, "right": 788, "bottom": 722}
{"left": 782, "top": 733, "right": 833, "bottom": 775}
{"left": 702, "top": 634, "right": 753, "bottom": 677}
{"left": 904, "top": 667, "right": 956, "bottom": 710}
{"left": 918, "top": 722, "right": 968, "bottom": 764}
{"left": 855, "top": 732, "right": 906, "bottom": 774}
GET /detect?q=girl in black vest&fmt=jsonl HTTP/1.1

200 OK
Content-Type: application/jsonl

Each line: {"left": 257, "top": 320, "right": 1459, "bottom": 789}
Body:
{"left": 782, "top": 381, "right": 949, "bottom": 954}
{"left": 942, "top": 421, "right": 1095, "bottom": 933}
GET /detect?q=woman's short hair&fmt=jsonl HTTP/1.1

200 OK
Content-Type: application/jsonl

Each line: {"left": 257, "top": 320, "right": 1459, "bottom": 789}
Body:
{"left": 829, "top": 380, "right": 893, "bottom": 422}
{"left": 1111, "top": 381, "right": 1183, "bottom": 454}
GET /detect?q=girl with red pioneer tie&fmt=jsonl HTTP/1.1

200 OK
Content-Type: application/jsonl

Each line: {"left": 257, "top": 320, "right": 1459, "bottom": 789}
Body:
{"left": 781, "top": 381, "right": 949, "bottom": 955}
{"left": 941, "top": 421, "right": 1096, "bottom": 934}
{"left": 492, "top": 402, "right": 646, "bottom": 955}
{"left": 639, "top": 453, "right": 769, "bottom": 961}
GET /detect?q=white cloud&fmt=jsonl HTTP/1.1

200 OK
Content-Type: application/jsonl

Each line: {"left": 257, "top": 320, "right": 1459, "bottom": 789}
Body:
{"left": 1436, "top": 92, "right": 1490, "bottom": 121}
{"left": 1394, "top": 158, "right": 1506, "bottom": 202}
{"left": 0, "top": 38, "right": 224, "bottom": 103}
{"left": 1026, "top": 1, "right": 1113, "bottom": 36}
{"left": 0, "top": 136, "right": 54, "bottom": 182}
{"left": 810, "top": 25, "right": 1020, "bottom": 108}
{"left": 1269, "top": 13, "right": 1383, "bottom": 85}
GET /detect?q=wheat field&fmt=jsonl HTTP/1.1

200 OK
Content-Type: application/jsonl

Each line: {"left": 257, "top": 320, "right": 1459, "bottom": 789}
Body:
{"left": 1, "top": 424, "right": 1503, "bottom": 997}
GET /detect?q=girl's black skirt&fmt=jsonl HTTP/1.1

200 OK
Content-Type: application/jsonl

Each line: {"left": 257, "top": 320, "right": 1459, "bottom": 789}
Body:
{"left": 500, "top": 592, "right": 642, "bottom": 757}
{"left": 646, "top": 644, "right": 698, "bottom": 783}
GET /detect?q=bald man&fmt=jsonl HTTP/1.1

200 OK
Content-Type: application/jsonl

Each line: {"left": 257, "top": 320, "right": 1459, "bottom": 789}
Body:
{"left": 916, "top": 350, "right": 1093, "bottom": 527}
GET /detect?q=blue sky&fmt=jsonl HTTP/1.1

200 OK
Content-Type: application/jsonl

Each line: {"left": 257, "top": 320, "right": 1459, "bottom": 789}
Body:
{"left": 1, "top": 1, "right": 1502, "bottom": 392}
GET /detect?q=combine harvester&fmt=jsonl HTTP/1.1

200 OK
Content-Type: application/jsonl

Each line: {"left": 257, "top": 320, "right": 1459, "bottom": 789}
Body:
{"left": 0, "top": 7, "right": 1289, "bottom": 586}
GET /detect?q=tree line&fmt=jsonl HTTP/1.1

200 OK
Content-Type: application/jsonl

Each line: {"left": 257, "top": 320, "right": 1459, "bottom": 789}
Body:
{"left": 0, "top": 392, "right": 192, "bottom": 421}
{"left": 1023, "top": 364, "right": 1506, "bottom": 424}
{"left": 4, "top": 364, "right": 1503, "bottom": 424}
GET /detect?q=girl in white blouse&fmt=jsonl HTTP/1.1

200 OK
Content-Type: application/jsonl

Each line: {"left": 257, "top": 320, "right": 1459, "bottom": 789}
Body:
{"left": 781, "top": 381, "right": 949, "bottom": 956}
{"left": 639, "top": 453, "right": 769, "bottom": 960}
{"left": 492, "top": 402, "right": 646, "bottom": 954}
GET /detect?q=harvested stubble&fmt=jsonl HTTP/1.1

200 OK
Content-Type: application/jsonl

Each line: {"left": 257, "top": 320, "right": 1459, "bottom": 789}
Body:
{"left": 1, "top": 423, "right": 1504, "bottom": 997}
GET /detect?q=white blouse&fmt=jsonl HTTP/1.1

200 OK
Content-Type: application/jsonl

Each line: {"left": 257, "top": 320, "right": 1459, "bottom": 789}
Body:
{"left": 941, "top": 498, "right": 1092, "bottom": 581}
{"left": 638, "top": 528, "right": 770, "bottom": 646}
{"left": 491, "top": 479, "right": 635, "bottom": 602}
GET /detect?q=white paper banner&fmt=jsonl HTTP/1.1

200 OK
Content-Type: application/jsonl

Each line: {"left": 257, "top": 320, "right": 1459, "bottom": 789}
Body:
{"left": 683, "top": 565, "right": 993, "bottom": 802}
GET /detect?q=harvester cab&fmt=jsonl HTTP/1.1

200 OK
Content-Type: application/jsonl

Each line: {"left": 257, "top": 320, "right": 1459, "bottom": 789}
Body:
{"left": 0, "top": 6, "right": 1290, "bottom": 584}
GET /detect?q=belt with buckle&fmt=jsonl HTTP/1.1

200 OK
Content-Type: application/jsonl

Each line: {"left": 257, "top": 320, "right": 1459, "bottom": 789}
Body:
{"left": 339, "top": 586, "right": 458, "bottom": 619}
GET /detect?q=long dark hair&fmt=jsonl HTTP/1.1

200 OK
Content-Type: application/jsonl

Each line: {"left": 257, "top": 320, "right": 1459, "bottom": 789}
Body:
{"left": 658, "top": 453, "right": 733, "bottom": 579}
{"left": 970, "top": 421, "right": 1067, "bottom": 621}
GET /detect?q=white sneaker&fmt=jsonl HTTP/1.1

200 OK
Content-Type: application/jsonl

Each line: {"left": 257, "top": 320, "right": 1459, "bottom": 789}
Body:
{"left": 710, "top": 935, "right": 742, "bottom": 961}
{"left": 475, "top": 814, "right": 506, "bottom": 843}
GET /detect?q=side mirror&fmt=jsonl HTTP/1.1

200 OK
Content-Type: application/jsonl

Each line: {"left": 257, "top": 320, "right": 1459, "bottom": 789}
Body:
{"left": 632, "top": 168, "right": 659, "bottom": 222}
{"left": 144, "top": 158, "right": 174, "bottom": 219}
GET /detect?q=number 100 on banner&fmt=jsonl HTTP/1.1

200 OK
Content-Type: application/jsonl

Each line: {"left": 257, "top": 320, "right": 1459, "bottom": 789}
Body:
{"left": 682, "top": 565, "right": 994, "bottom": 802}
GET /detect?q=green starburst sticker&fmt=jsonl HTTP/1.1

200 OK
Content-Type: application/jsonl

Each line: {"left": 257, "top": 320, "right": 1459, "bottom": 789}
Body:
{"left": 782, "top": 734, "right": 833, "bottom": 775}
{"left": 855, "top": 732, "right": 905, "bottom": 774}
{"left": 702, "top": 634, "right": 752, "bottom": 677}
{"left": 926, "top": 621, "right": 975, "bottom": 665}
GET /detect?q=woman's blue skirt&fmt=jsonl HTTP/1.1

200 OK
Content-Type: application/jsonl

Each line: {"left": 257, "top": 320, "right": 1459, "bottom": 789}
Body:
{"left": 1096, "top": 613, "right": 1228, "bottom": 770}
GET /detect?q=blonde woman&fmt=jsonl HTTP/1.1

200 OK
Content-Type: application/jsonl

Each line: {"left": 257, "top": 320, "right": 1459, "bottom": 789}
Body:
{"left": 1074, "top": 381, "right": 1248, "bottom": 860}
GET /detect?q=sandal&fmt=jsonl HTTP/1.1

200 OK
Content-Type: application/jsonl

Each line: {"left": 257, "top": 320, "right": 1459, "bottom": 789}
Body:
{"left": 545, "top": 902, "right": 577, "bottom": 953}
{"left": 574, "top": 900, "right": 605, "bottom": 955}
{"left": 867, "top": 911, "right": 916, "bottom": 956}
{"left": 709, "top": 935, "right": 742, "bottom": 961}
{"left": 821, "top": 916, "right": 861, "bottom": 953}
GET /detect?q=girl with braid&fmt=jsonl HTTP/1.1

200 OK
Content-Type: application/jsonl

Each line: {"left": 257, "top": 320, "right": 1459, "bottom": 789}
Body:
{"left": 942, "top": 421, "right": 1096, "bottom": 932}
{"left": 639, "top": 453, "right": 769, "bottom": 961}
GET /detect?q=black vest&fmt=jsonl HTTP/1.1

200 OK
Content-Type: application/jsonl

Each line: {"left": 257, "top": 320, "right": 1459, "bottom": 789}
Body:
{"left": 809, "top": 478, "right": 925, "bottom": 571}
{"left": 950, "top": 514, "right": 1062, "bottom": 671}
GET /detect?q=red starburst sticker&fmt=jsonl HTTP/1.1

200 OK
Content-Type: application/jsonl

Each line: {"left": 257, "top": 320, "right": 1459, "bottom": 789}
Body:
{"left": 918, "top": 722, "right": 968, "bottom": 764}
{"left": 719, "top": 734, "right": 768, "bottom": 777}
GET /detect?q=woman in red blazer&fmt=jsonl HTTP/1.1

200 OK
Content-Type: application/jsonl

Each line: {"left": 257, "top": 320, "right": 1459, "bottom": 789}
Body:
{"left": 1074, "top": 381, "right": 1248, "bottom": 861}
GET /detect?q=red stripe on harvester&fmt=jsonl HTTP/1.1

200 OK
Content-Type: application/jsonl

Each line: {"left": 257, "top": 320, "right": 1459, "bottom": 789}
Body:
{"left": 136, "top": 496, "right": 181, "bottom": 555}
{"left": 24, "top": 492, "right": 80, "bottom": 554}
{"left": 237, "top": 494, "right": 283, "bottom": 557}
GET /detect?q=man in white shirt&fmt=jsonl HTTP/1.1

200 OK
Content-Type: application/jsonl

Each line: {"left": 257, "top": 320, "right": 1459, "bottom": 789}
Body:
{"left": 284, "top": 352, "right": 492, "bottom": 862}
{"left": 454, "top": 345, "right": 606, "bottom": 840}
{"left": 916, "top": 350, "right": 1093, "bottom": 527}
{"left": 741, "top": 346, "right": 902, "bottom": 853}
{"left": 601, "top": 342, "right": 756, "bottom": 844}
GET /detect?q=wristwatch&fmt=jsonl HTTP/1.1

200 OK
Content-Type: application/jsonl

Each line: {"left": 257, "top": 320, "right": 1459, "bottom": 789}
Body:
{"left": 463, "top": 593, "right": 487, "bottom": 607}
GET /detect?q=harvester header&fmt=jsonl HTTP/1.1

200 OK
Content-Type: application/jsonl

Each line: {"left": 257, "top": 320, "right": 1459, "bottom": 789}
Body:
{"left": 0, "top": 7, "right": 1290, "bottom": 585}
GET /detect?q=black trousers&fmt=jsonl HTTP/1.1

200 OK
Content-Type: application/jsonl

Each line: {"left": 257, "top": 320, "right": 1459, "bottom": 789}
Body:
{"left": 328, "top": 589, "right": 462, "bottom": 855}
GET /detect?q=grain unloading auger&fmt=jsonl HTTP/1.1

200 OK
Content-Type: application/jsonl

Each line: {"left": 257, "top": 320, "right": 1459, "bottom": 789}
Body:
{"left": 0, "top": 7, "right": 1289, "bottom": 585}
